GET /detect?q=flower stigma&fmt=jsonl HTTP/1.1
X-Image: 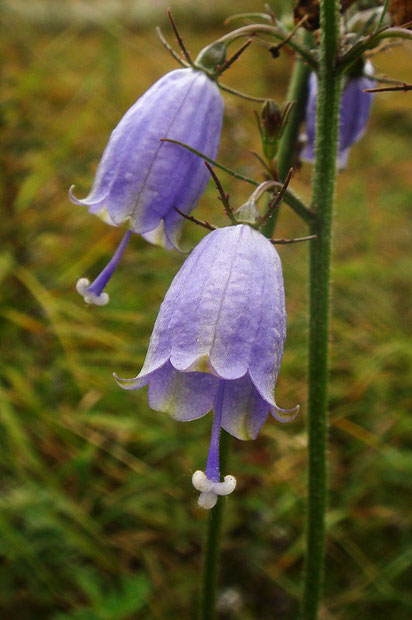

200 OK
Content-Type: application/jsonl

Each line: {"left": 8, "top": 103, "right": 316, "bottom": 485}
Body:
{"left": 76, "top": 230, "right": 132, "bottom": 306}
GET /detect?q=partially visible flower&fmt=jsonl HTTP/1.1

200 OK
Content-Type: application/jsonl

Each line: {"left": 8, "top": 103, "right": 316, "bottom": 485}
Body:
{"left": 301, "top": 60, "right": 375, "bottom": 168}
{"left": 70, "top": 67, "right": 224, "bottom": 305}
{"left": 114, "top": 225, "right": 299, "bottom": 509}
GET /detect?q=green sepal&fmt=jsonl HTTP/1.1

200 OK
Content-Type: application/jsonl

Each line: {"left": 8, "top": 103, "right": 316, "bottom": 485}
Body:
{"left": 194, "top": 42, "right": 227, "bottom": 79}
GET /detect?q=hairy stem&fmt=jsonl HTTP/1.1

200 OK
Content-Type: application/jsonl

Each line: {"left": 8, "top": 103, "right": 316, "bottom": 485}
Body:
{"left": 300, "top": 2, "right": 342, "bottom": 619}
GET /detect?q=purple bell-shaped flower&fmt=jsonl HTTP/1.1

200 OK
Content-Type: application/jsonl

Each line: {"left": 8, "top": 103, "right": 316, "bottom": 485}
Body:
{"left": 70, "top": 67, "right": 224, "bottom": 305}
{"left": 114, "top": 224, "right": 299, "bottom": 508}
{"left": 302, "top": 60, "right": 375, "bottom": 168}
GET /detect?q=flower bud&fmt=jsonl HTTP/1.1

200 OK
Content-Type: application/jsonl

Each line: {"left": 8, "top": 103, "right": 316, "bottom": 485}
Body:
{"left": 261, "top": 99, "right": 283, "bottom": 161}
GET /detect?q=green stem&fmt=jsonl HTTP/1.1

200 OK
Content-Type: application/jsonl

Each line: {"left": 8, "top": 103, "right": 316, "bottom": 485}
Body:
{"left": 161, "top": 139, "right": 313, "bottom": 224}
{"left": 216, "top": 24, "right": 317, "bottom": 69}
{"left": 199, "top": 430, "right": 232, "bottom": 620}
{"left": 263, "top": 30, "right": 312, "bottom": 238}
{"left": 277, "top": 31, "right": 313, "bottom": 183}
{"left": 300, "top": 2, "right": 342, "bottom": 619}
{"left": 339, "top": 27, "right": 412, "bottom": 68}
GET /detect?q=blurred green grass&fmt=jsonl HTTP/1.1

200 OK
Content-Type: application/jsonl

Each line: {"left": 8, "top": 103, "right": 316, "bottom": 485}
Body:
{"left": 1, "top": 2, "right": 412, "bottom": 619}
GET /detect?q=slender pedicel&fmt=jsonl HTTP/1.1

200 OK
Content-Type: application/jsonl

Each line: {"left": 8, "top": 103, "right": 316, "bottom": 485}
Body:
{"left": 76, "top": 230, "right": 132, "bottom": 306}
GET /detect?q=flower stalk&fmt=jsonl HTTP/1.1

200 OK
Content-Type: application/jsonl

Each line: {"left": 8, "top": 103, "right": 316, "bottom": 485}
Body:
{"left": 300, "top": 1, "right": 342, "bottom": 618}
{"left": 276, "top": 30, "right": 313, "bottom": 182}
{"left": 262, "top": 30, "right": 313, "bottom": 239}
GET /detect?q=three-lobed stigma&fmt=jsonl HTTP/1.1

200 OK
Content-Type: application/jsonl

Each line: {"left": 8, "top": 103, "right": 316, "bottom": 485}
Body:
{"left": 192, "top": 470, "right": 237, "bottom": 510}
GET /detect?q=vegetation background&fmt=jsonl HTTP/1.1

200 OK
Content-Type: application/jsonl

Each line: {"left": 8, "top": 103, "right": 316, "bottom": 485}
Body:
{"left": 1, "top": 0, "right": 411, "bottom": 618}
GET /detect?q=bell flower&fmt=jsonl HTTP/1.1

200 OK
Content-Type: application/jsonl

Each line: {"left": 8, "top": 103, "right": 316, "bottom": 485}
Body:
{"left": 70, "top": 66, "right": 224, "bottom": 305}
{"left": 114, "top": 224, "right": 299, "bottom": 509}
{"left": 301, "top": 60, "right": 375, "bottom": 168}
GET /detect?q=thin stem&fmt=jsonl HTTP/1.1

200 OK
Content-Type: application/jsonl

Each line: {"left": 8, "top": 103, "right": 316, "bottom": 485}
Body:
{"left": 162, "top": 140, "right": 314, "bottom": 223}
{"left": 262, "top": 30, "right": 313, "bottom": 238}
{"left": 224, "top": 12, "right": 273, "bottom": 24}
{"left": 268, "top": 14, "right": 309, "bottom": 56}
{"left": 375, "top": 26, "right": 412, "bottom": 42}
{"left": 174, "top": 208, "right": 216, "bottom": 232}
{"left": 216, "top": 24, "right": 317, "bottom": 69}
{"left": 199, "top": 430, "right": 232, "bottom": 620}
{"left": 160, "top": 138, "right": 259, "bottom": 185}
{"left": 155, "top": 27, "right": 190, "bottom": 68}
{"left": 258, "top": 168, "right": 293, "bottom": 229}
{"left": 216, "top": 39, "right": 252, "bottom": 76}
{"left": 364, "top": 83, "right": 412, "bottom": 93}
{"left": 339, "top": 27, "right": 412, "bottom": 68}
{"left": 217, "top": 82, "right": 266, "bottom": 102}
{"left": 375, "top": 0, "right": 389, "bottom": 30}
{"left": 277, "top": 31, "right": 313, "bottom": 182}
{"left": 270, "top": 234, "right": 316, "bottom": 245}
{"left": 300, "top": 1, "right": 342, "bottom": 619}
{"left": 167, "top": 8, "right": 194, "bottom": 66}
{"left": 204, "top": 163, "right": 237, "bottom": 225}
{"left": 283, "top": 189, "right": 316, "bottom": 224}
{"left": 250, "top": 150, "right": 273, "bottom": 176}
{"left": 249, "top": 180, "right": 278, "bottom": 204}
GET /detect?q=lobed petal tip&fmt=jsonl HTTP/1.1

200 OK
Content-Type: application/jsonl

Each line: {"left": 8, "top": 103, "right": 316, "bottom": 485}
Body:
{"left": 68, "top": 185, "right": 85, "bottom": 206}
{"left": 271, "top": 402, "right": 300, "bottom": 424}
{"left": 69, "top": 184, "right": 109, "bottom": 209}
{"left": 112, "top": 371, "right": 143, "bottom": 390}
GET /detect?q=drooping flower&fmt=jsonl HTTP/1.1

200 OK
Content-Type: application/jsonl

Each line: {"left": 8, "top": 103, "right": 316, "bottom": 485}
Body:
{"left": 301, "top": 60, "right": 375, "bottom": 168}
{"left": 114, "top": 224, "right": 299, "bottom": 508}
{"left": 70, "top": 66, "right": 224, "bottom": 305}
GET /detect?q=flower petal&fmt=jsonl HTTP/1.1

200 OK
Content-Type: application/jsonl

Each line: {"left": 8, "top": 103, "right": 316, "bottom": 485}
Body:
{"left": 71, "top": 68, "right": 223, "bottom": 247}
{"left": 249, "top": 233, "right": 286, "bottom": 405}
{"left": 166, "top": 226, "right": 275, "bottom": 378}
{"left": 302, "top": 63, "right": 374, "bottom": 167}
{"left": 220, "top": 376, "right": 270, "bottom": 440}
{"left": 147, "top": 362, "right": 218, "bottom": 421}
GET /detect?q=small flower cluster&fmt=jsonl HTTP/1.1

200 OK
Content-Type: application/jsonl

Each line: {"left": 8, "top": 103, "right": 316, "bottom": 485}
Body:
{"left": 69, "top": 12, "right": 379, "bottom": 509}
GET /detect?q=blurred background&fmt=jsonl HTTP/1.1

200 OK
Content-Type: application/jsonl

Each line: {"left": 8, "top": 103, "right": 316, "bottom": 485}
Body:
{"left": 1, "top": 0, "right": 411, "bottom": 618}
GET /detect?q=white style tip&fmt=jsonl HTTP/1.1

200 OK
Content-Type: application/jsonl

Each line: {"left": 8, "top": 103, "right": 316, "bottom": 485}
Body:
{"left": 198, "top": 491, "right": 218, "bottom": 510}
{"left": 192, "top": 470, "right": 237, "bottom": 510}
{"left": 76, "top": 278, "right": 109, "bottom": 306}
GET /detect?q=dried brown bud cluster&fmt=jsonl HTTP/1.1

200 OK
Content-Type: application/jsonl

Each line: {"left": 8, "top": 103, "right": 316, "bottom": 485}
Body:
{"left": 388, "top": 0, "right": 412, "bottom": 27}
{"left": 294, "top": 0, "right": 356, "bottom": 31}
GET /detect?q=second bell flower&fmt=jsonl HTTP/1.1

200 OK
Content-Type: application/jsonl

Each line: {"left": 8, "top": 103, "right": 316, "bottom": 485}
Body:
{"left": 302, "top": 61, "right": 375, "bottom": 168}
{"left": 71, "top": 66, "right": 224, "bottom": 304}
{"left": 115, "top": 224, "right": 299, "bottom": 508}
